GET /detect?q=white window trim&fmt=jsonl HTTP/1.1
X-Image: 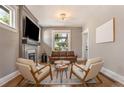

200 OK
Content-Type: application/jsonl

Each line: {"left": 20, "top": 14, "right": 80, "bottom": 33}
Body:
{"left": 52, "top": 30, "right": 71, "bottom": 51}
{"left": 0, "top": 5, "right": 18, "bottom": 32}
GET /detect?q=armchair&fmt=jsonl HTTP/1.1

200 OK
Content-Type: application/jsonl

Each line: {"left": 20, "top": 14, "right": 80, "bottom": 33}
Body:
{"left": 70, "top": 57, "right": 104, "bottom": 86}
{"left": 16, "top": 58, "right": 53, "bottom": 86}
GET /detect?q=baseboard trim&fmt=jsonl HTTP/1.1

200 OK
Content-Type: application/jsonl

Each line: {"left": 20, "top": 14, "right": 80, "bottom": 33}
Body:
{"left": 101, "top": 67, "right": 124, "bottom": 85}
{"left": 0, "top": 71, "right": 20, "bottom": 86}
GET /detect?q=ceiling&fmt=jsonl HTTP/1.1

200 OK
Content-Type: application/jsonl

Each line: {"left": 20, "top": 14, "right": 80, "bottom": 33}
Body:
{"left": 26, "top": 5, "right": 119, "bottom": 27}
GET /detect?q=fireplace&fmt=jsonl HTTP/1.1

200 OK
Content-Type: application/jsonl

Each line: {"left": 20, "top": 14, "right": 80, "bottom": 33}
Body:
{"left": 26, "top": 49, "right": 36, "bottom": 62}
{"left": 28, "top": 53, "right": 36, "bottom": 62}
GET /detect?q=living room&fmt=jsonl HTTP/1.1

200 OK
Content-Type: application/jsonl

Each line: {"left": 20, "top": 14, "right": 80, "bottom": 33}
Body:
{"left": 1, "top": 2, "right": 124, "bottom": 91}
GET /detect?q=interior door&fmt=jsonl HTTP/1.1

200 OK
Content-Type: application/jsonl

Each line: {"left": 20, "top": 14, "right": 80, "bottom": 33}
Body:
{"left": 82, "top": 29, "right": 89, "bottom": 59}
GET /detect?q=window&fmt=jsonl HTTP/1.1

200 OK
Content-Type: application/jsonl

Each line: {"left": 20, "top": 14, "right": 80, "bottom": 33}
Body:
{"left": 52, "top": 30, "right": 71, "bottom": 51}
{"left": 0, "top": 5, "right": 15, "bottom": 28}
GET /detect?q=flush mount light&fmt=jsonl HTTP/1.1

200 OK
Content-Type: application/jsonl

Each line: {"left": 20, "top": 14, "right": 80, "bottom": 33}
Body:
{"left": 57, "top": 11, "right": 70, "bottom": 21}
{"left": 60, "top": 13, "right": 66, "bottom": 20}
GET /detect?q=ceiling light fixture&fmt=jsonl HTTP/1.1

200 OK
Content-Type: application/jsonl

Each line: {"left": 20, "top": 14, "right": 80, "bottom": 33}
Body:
{"left": 56, "top": 11, "right": 70, "bottom": 21}
{"left": 60, "top": 13, "right": 66, "bottom": 20}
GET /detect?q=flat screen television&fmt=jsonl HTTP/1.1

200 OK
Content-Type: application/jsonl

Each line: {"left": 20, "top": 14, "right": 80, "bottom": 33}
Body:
{"left": 24, "top": 17, "right": 39, "bottom": 41}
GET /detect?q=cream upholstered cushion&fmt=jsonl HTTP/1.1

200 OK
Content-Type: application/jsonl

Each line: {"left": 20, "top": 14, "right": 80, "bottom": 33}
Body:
{"left": 16, "top": 62, "right": 50, "bottom": 82}
{"left": 75, "top": 57, "right": 102, "bottom": 71}
{"left": 17, "top": 58, "right": 40, "bottom": 77}
{"left": 37, "top": 66, "right": 50, "bottom": 81}
{"left": 75, "top": 63, "right": 88, "bottom": 71}
{"left": 86, "top": 57, "right": 102, "bottom": 68}
{"left": 16, "top": 62, "right": 36, "bottom": 82}
{"left": 17, "top": 58, "right": 37, "bottom": 73}
{"left": 16, "top": 58, "right": 52, "bottom": 85}
{"left": 84, "top": 61, "right": 103, "bottom": 81}
{"left": 72, "top": 57, "right": 103, "bottom": 82}
{"left": 72, "top": 65, "right": 86, "bottom": 79}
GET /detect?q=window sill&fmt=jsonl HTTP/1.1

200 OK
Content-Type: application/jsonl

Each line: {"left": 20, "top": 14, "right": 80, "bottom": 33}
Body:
{"left": 0, "top": 22, "right": 17, "bottom": 33}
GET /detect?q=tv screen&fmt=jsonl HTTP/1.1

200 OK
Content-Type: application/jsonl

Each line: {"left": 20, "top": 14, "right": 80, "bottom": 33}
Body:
{"left": 24, "top": 17, "right": 39, "bottom": 41}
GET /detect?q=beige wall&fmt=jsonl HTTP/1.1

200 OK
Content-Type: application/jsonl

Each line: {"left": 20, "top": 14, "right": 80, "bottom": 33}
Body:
{"left": 0, "top": 6, "right": 19, "bottom": 78}
{"left": 41, "top": 27, "right": 82, "bottom": 57}
{"left": 0, "top": 28, "right": 19, "bottom": 78}
{"left": 84, "top": 6, "right": 124, "bottom": 76}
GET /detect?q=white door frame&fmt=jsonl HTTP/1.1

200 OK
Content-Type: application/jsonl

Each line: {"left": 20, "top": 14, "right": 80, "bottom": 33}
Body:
{"left": 82, "top": 28, "right": 90, "bottom": 59}
{"left": 52, "top": 30, "right": 71, "bottom": 51}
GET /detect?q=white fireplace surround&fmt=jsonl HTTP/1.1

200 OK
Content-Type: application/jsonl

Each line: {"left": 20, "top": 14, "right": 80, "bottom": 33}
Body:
{"left": 26, "top": 49, "right": 36, "bottom": 54}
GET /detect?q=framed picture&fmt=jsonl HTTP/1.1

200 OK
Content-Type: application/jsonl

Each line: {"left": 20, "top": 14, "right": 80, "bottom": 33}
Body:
{"left": 96, "top": 18, "right": 115, "bottom": 43}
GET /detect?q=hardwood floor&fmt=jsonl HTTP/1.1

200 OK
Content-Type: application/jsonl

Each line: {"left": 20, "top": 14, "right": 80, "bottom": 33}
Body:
{"left": 2, "top": 73, "right": 123, "bottom": 87}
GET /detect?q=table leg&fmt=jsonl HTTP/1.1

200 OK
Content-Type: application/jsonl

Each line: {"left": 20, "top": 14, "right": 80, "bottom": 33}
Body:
{"left": 56, "top": 70, "right": 58, "bottom": 79}
{"left": 65, "top": 70, "right": 68, "bottom": 78}
{"left": 60, "top": 70, "right": 63, "bottom": 83}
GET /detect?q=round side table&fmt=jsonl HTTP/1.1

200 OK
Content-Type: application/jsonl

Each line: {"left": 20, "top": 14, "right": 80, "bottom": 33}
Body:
{"left": 55, "top": 64, "right": 68, "bottom": 83}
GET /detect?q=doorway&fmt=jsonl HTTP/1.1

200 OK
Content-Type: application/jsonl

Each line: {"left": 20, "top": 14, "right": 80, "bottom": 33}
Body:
{"left": 82, "top": 29, "right": 89, "bottom": 60}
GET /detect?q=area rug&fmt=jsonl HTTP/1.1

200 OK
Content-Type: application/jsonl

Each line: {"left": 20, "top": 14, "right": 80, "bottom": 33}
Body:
{"left": 41, "top": 66, "right": 81, "bottom": 84}
{"left": 41, "top": 65, "right": 98, "bottom": 85}
{"left": 41, "top": 69, "right": 82, "bottom": 85}
{"left": 18, "top": 65, "right": 124, "bottom": 87}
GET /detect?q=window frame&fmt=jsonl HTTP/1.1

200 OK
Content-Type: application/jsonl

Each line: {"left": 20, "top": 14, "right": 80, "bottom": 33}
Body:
{"left": 0, "top": 5, "right": 18, "bottom": 32}
{"left": 52, "top": 30, "right": 71, "bottom": 51}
